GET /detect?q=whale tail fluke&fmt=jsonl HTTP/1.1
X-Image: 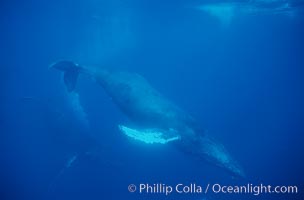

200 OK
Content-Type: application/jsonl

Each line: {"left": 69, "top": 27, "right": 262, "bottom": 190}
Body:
{"left": 50, "top": 60, "right": 81, "bottom": 92}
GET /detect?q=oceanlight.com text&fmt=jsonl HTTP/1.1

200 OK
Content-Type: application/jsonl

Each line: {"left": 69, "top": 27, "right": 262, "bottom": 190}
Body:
{"left": 211, "top": 183, "right": 298, "bottom": 195}
{"left": 128, "top": 183, "right": 298, "bottom": 196}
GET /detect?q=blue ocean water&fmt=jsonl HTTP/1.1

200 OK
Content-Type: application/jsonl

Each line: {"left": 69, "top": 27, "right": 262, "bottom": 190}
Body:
{"left": 1, "top": 0, "right": 304, "bottom": 199}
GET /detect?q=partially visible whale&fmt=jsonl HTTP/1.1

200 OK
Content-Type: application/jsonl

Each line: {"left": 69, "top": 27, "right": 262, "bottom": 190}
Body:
{"left": 193, "top": 0, "right": 304, "bottom": 25}
{"left": 51, "top": 60, "right": 245, "bottom": 178}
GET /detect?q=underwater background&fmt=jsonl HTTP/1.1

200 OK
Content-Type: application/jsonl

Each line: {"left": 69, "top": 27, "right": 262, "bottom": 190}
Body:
{"left": 1, "top": 0, "right": 304, "bottom": 199}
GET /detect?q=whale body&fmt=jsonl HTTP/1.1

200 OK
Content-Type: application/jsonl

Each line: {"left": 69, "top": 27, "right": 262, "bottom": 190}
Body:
{"left": 51, "top": 60, "right": 245, "bottom": 178}
{"left": 193, "top": 0, "right": 304, "bottom": 25}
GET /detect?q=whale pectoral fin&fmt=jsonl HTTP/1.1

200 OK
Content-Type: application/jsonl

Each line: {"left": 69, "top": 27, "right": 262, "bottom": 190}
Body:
{"left": 118, "top": 125, "right": 180, "bottom": 144}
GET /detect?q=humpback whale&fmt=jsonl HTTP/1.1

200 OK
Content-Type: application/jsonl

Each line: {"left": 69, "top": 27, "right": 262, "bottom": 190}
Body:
{"left": 193, "top": 0, "right": 304, "bottom": 25}
{"left": 51, "top": 60, "right": 245, "bottom": 178}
